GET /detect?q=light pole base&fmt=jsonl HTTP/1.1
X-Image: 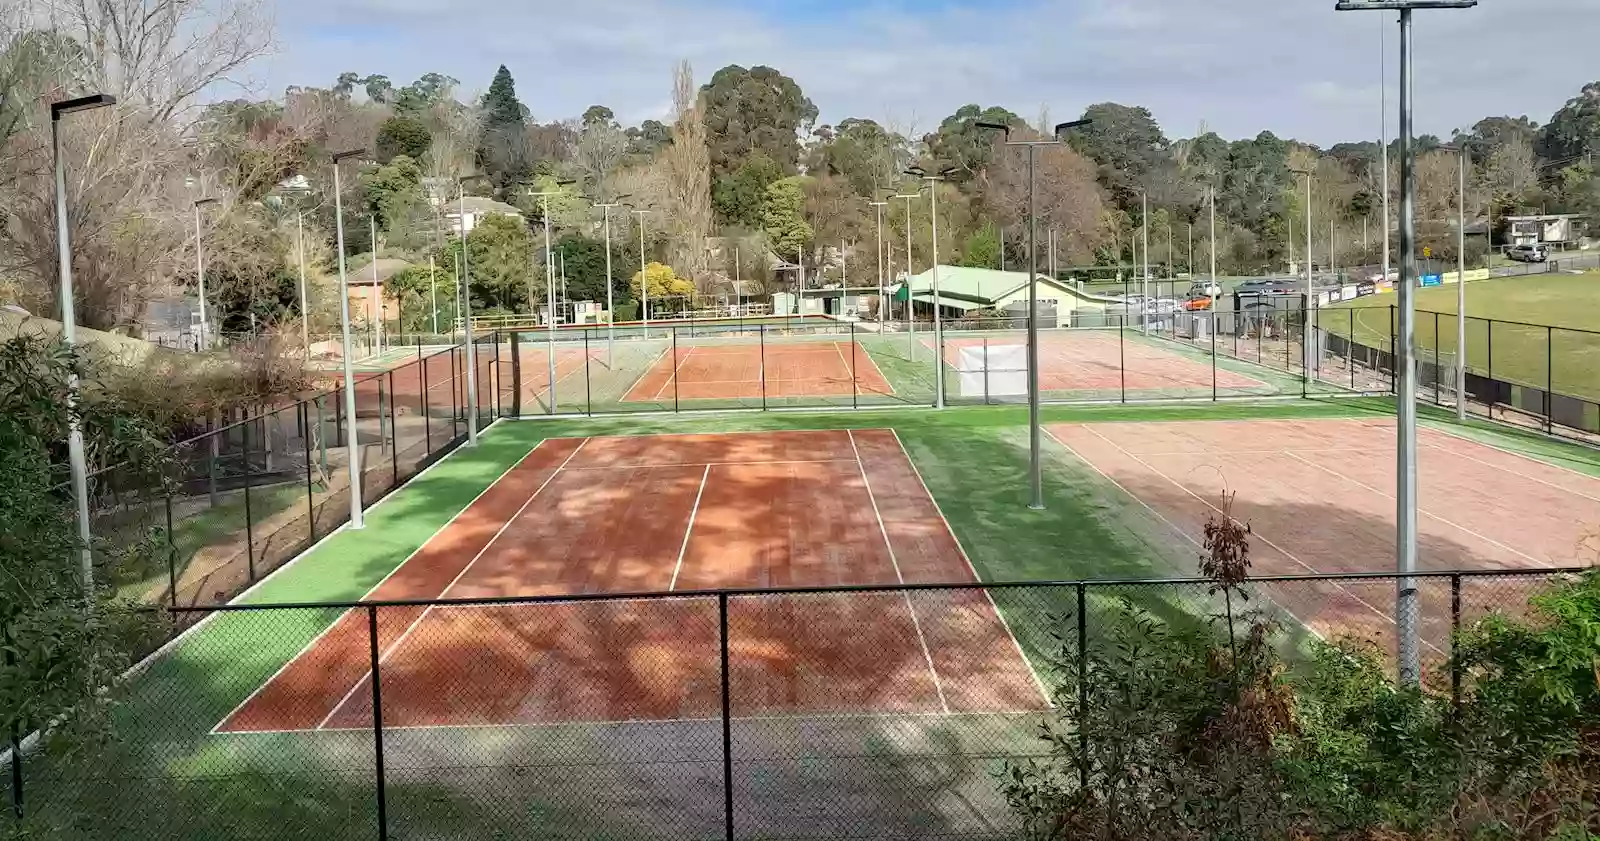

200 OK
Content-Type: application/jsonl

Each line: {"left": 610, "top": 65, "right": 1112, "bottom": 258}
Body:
{"left": 1028, "top": 502, "right": 1045, "bottom": 511}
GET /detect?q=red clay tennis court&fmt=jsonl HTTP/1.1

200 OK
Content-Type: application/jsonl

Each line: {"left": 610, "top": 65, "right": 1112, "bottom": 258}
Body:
{"left": 1047, "top": 417, "right": 1600, "bottom": 657}
{"left": 936, "top": 330, "right": 1266, "bottom": 393}
{"left": 215, "top": 429, "right": 1043, "bottom": 733}
{"left": 621, "top": 343, "right": 893, "bottom": 402}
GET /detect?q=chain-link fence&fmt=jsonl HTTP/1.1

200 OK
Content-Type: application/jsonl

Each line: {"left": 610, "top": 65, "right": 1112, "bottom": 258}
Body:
{"left": 5, "top": 567, "right": 1581, "bottom": 840}
{"left": 87, "top": 344, "right": 478, "bottom": 629}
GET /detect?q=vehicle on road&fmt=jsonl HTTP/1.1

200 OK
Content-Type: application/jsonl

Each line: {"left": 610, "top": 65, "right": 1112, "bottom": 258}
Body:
{"left": 1507, "top": 244, "right": 1548, "bottom": 263}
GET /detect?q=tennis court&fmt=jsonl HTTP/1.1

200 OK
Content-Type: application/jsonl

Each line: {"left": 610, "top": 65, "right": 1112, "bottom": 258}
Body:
{"left": 621, "top": 343, "right": 894, "bottom": 402}
{"left": 1047, "top": 417, "right": 1600, "bottom": 656}
{"left": 215, "top": 429, "right": 1042, "bottom": 733}
{"left": 933, "top": 329, "right": 1268, "bottom": 398}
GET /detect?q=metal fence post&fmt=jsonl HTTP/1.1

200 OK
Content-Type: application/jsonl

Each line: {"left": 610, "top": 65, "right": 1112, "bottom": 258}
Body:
{"left": 1389, "top": 305, "right": 1397, "bottom": 396}
{"left": 1487, "top": 321, "right": 1494, "bottom": 413}
{"left": 1118, "top": 316, "right": 1127, "bottom": 404}
{"left": 165, "top": 492, "right": 178, "bottom": 607}
{"left": 672, "top": 327, "right": 680, "bottom": 414}
{"left": 850, "top": 321, "right": 859, "bottom": 410}
{"left": 583, "top": 330, "right": 593, "bottom": 416}
{"left": 1547, "top": 326, "right": 1554, "bottom": 434}
{"left": 759, "top": 326, "right": 768, "bottom": 412}
{"left": 366, "top": 605, "right": 388, "bottom": 840}
{"left": 719, "top": 592, "right": 734, "bottom": 841}
{"left": 449, "top": 349, "right": 460, "bottom": 440}
{"left": 509, "top": 331, "right": 523, "bottom": 417}
{"left": 1450, "top": 573, "right": 1462, "bottom": 716}
{"left": 1434, "top": 311, "right": 1442, "bottom": 406}
{"left": 421, "top": 355, "right": 432, "bottom": 456}
{"left": 6, "top": 625, "right": 20, "bottom": 819}
{"left": 304, "top": 399, "right": 317, "bottom": 541}
{"left": 388, "top": 371, "right": 399, "bottom": 483}
{"left": 1349, "top": 309, "right": 1356, "bottom": 391}
{"left": 1076, "top": 582, "right": 1089, "bottom": 791}
{"left": 242, "top": 414, "right": 256, "bottom": 582}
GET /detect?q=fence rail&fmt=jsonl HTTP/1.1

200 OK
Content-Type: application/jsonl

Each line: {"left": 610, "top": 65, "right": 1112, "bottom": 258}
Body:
{"left": 6, "top": 567, "right": 1581, "bottom": 840}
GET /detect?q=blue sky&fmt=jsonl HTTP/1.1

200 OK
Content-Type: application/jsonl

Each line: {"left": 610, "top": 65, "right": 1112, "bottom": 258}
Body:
{"left": 252, "top": 0, "right": 1600, "bottom": 146}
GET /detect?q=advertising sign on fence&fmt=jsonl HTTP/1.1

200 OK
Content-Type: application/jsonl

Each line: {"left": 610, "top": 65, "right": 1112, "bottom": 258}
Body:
{"left": 1420, "top": 274, "right": 1442, "bottom": 287}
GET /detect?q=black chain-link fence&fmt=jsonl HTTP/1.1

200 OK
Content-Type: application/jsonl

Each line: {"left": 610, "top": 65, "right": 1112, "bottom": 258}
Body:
{"left": 5, "top": 567, "right": 1582, "bottom": 840}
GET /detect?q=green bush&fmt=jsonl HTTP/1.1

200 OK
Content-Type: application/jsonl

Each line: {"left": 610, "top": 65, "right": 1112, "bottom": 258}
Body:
{"left": 1001, "top": 570, "right": 1600, "bottom": 841}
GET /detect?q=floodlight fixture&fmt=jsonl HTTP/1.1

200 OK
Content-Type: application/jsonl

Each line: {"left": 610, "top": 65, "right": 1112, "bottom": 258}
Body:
{"left": 51, "top": 94, "right": 115, "bottom": 119}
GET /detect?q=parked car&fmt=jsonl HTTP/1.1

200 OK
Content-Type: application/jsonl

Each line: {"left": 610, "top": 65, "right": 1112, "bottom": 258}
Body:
{"left": 1187, "top": 281, "right": 1223, "bottom": 297}
{"left": 1507, "top": 244, "right": 1548, "bottom": 262}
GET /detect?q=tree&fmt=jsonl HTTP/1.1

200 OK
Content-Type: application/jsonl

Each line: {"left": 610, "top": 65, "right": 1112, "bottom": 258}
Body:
{"left": 809, "top": 117, "right": 911, "bottom": 196}
{"left": 477, "top": 65, "right": 529, "bottom": 188}
{"left": 1069, "top": 103, "right": 1171, "bottom": 210}
{"left": 461, "top": 213, "right": 535, "bottom": 313}
{"left": 630, "top": 261, "right": 694, "bottom": 307}
{"left": 699, "top": 65, "right": 818, "bottom": 178}
{"left": 385, "top": 259, "right": 458, "bottom": 333}
{"left": 1, "top": 336, "right": 171, "bottom": 760}
{"left": 961, "top": 221, "right": 1000, "bottom": 268}
{"left": 375, "top": 116, "right": 432, "bottom": 163}
{"left": 761, "top": 176, "right": 811, "bottom": 261}
{"left": 362, "top": 155, "right": 426, "bottom": 233}
{"left": 663, "top": 60, "right": 714, "bottom": 286}
{"left": 978, "top": 132, "right": 1107, "bottom": 265}
{"left": 712, "top": 151, "right": 783, "bottom": 228}
{"left": 1482, "top": 135, "right": 1540, "bottom": 211}
{"left": 802, "top": 174, "right": 866, "bottom": 265}
{"left": 1539, "top": 82, "right": 1600, "bottom": 163}
{"left": 925, "top": 104, "right": 1024, "bottom": 182}
{"left": 575, "top": 117, "right": 628, "bottom": 192}
{"left": 393, "top": 72, "right": 460, "bottom": 116}
{"left": 1453, "top": 116, "right": 1539, "bottom": 164}
{"left": 582, "top": 105, "right": 615, "bottom": 127}
{"left": 626, "top": 119, "right": 672, "bottom": 158}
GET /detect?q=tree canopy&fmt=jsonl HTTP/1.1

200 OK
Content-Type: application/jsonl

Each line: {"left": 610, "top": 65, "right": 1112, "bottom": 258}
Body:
{"left": 699, "top": 64, "right": 818, "bottom": 178}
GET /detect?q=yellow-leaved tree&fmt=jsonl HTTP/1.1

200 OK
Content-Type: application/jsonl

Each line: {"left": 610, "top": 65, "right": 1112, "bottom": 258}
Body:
{"left": 630, "top": 262, "right": 696, "bottom": 314}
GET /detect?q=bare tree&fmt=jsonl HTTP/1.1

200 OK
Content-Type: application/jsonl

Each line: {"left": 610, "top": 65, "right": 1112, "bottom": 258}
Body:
{"left": 979, "top": 131, "right": 1107, "bottom": 265}
{"left": 661, "top": 59, "right": 711, "bottom": 286}
{"left": 0, "top": 0, "right": 275, "bottom": 329}
{"left": 575, "top": 118, "right": 627, "bottom": 192}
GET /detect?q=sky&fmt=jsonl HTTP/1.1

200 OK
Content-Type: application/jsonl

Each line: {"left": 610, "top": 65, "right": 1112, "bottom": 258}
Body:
{"left": 251, "top": 0, "right": 1600, "bottom": 147}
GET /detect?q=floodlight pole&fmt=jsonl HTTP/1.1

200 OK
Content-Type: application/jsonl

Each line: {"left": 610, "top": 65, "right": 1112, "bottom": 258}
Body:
{"left": 595, "top": 199, "right": 630, "bottom": 367}
{"left": 909, "top": 167, "right": 957, "bottom": 409}
{"left": 634, "top": 210, "right": 651, "bottom": 328}
{"left": 1337, "top": 0, "right": 1476, "bottom": 686}
{"left": 297, "top": 212, "right": 310, "bottom": 354}
{"left": 982, "top": 118, "right": 1091, "bottom": 511}
{"left": 370, "top": 215, "right": 382, "bottom": 354}
{"left": 332, "top": 149, "right": 366, "bottom": 525}
{"left": 51, "top": 93, "right": 116, "bottom": 590}
{"left": 456, "top": 177, "right": 482, "bottom": 446}
{"left": 429, "top": 255, "right": 438, "bottom": 335}
{"left": 1456, "top": 147, "right": 1467, "bottom": 421}
{"left": 192, "top": 199, "right": 214, "bottom": 349}
{"left": 1141, "top": 191, "right": 1150, "bottom": 334}
{"left": 894, "top": 193, "right": 919, "bottom": 358}
{"left": 869, "top": 200, "right": 888, "bottom": 321}
{"left": 1296, "top": 169, "right": 1315, "bottom": 380}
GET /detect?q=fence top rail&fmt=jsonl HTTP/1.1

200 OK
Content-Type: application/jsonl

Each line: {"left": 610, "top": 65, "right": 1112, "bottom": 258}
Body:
{"left": 1317, "top": 303, "right": 1600, "bottom": 338}
{"left": 163, "top": 565, "right": 1590, "bottom": 613}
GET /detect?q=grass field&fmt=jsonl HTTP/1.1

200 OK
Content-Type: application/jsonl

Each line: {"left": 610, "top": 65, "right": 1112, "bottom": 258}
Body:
{"left": 13, "top": 396, "right": 1600, "bottom": 839}
{"left": 1331, "top": 272, "right": 1600, "bottom": 401}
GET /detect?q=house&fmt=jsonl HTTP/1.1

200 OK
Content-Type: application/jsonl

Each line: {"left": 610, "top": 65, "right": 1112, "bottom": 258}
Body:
{"left": 344, "top": 258, "right": 415, "bottom": 329}
{"left": 439, "top": 195, "right": 527, "bottom": 235}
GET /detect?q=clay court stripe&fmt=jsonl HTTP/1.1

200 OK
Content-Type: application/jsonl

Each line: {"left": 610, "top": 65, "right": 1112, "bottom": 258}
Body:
{"left": 849, "top": 430, "right": 949, "bottom": 714}
{"left": 670, "top": 465, "right": 711, "bottom": 590}
{"left": 1421, "top": 432, "right": 1600, "bottom": 505}
{"left": 214, "top": 438, "right": 584, "bottom": 733}
{"left": 317, "top": 438, "right": 591, "bottom": 729}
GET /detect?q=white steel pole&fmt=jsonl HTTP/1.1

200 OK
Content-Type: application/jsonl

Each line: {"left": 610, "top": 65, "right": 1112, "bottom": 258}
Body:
{"left": 298, "top": 212, "right": 310, "bottom": 354}
{"left": 332, "top": 160, "right": 365, "bottom": 525}
{"left": 1395, "top": 7, "right": 1420, "bottom": 685}
{"left": 458, "top": 183, "right": 479, "bottom": 446}
{"left": 194, "top": 203, "right": 209, "bottom": 349}
{"left": 1456, "top": 148, "right": 1467, "bottom": 421}
{"left": 1382, "top": 21, "right": 1392, "bottom": 288}
{"left": 542, "top": 193, "right": 557, "bottom": 412}
{"left": 1141, "top": 191, "right": 1150, "bottom": 334}
{"left": 51, "top": 110, "right": 95, "bottom": 585}
{"left": 1305, "top": 172, "right": 1315, "bottom": 379}
{"left": 370, "top": 215, "right": 382, "bottom": 355}
{"left": 429, "top": 255, "right": 438, "bottom": 336}
{"left": 900, "top": 195, "right": 915, "bottom": 357}
{"left": 602, "top": 204, "right": 615, "bottom": 366}
{"left": 929, "top": 181, "right": 945, "bottom": 409}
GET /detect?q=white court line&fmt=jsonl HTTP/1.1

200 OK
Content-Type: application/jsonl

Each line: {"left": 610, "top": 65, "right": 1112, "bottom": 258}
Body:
{"left": 670, "top": 465, "right": 711, "bottom": 590}
{"left": 210, "top": 434, "right": 547, "bottom": 735}
{"left": 1119, "top": 446, "right": 1390, "bottom": 457}
{"left": 1074, "top": 424, "right": 1443, "bottom": 653}
{"left": 885, "top": 428, "right": 1052, "bottom": 706}
{"left": 1421, "top": 427, "right": 1600, "bottom": 506}
{"left": 1282, "top": 450, "right": 1546, "bottom": 566}
{"left": 832, "top": 341, "right": 854, "bottom": 384}
{"left": 653, "top": 345, "right": 697, "bottom": 401}
{"left": 848, "top": 429, "right": 949, "bottom": 714}
{"left": 617, "top": 345, "right": 670, "bottom": 402}
{"left": 314, "top": 438, "right": 591, "bottom": 730}
{"left": 564, "top": 458, "right": 856, "bottom": 471}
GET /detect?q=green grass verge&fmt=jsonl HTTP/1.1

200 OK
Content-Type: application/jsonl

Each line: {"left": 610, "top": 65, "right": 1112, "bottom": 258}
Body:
{"left": 18, "top": 397, "right": 1600, "bottom": 839}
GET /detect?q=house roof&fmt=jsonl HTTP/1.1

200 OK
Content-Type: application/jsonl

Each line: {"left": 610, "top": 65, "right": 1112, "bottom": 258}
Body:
{"left": 903, "top": 266, "right": 1113, "bottom": 306}
{"left": 344, "top": 258, "right": 415, "bottom": 287}
{"left": 442, "top": 196, "right": 526, "bottom": 219}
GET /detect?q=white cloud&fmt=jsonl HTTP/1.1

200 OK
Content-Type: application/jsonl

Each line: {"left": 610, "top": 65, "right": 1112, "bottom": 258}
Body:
{"left": 250, "top": 0, "right": 1600, "bottom": 145}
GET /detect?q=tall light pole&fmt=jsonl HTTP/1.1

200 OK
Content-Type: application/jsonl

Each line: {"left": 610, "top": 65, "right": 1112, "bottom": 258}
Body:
{"left": 1292, "top": 167, "right": 1316, "bottom": 380}
{"left": 1140, "top": 190, "right": 1150, "bottom": 334}
{"left": 633, "top": 209, "right": 652, "bottom": 328}
{"left": 1337, "top": 0, "right": 1477, "bottom": 687}
{"left": 523, "top": 179, "right": 578, "bottom": 411}
{"left": 455, "top": 173, "right": 489, "bottom": 446}
{"left": 1442, "top": 145, "right": 1468, "bottom": 421}
{"left": 297, "top": 212, "right": 310, "bottom": 354}
{"left": 893, "top": 192, "right": 920, "bottom": 357}
{"left": 907, "top": 166, "right": 959, "bottom": 409}
{"left": 428, "top": 255, "right": 438, "bottom": 336}
{"left": 192, "top": 197, "right": 217, "bottom": 348}
{"left": 1209, "top": 188, "right": 1218, "bottom": 303}
{"left": 331, "top": 148, "right": 368, "bottom": 526}
{"left": 369, "top": 214, "right": 382, "bottom": 354}
{"left": 868, "top": 199, "right": 888, "bottom": 321}
{"left": 594, "top": 195, "right": 632, "bottom": 367}
{"left": 980, "top": 118, "right": 1092, "bottom": 510}
{"left": 1381, "top": 20, "right": 1392, "bottom": 287}
{"left": 51, "top": 93, "right": 116, "bottom": 589}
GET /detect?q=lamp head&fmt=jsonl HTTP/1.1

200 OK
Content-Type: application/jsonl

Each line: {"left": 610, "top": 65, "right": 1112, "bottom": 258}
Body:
{"left": 51, "top": 94, "right": 116, "bottom": 120}
{"left": 332, "top": 147, "right": 368, "bottom": 163}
